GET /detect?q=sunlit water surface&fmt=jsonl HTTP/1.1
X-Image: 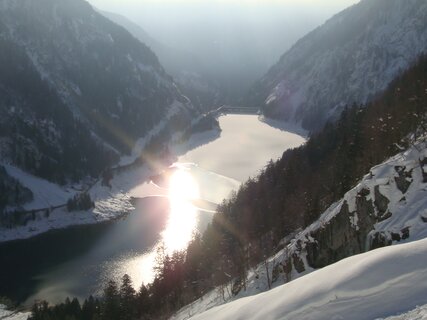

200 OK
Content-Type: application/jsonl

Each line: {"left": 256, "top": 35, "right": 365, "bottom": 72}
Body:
{"left": 0, "top": 115, "right": 305, "bottom": 306}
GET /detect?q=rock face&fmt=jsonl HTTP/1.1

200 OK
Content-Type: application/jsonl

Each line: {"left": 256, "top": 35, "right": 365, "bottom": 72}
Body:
{"left": 0, "top": 0, "right": 196, "bottom": 183}
{"left": 247, "top": 0, "right": 427, "bottom": 131}
{"left": 268, "top": 139, "right": 427, "bottom": 283}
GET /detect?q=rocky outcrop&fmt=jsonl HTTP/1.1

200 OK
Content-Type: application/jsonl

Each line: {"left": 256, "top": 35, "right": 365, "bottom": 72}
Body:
{"left": 268, "top": 141, "right": 427, "bottom": 284}
{"left": 394, "top": 166, "right": 413, "bottom": 194}
{"left": 305, "top": 187, "right": 380, "bottom": 269}
{"left": 420, "top": 158, "right": 427, "bottom": 183}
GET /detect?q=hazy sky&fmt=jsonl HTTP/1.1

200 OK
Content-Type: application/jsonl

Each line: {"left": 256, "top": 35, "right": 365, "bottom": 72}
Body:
{"left": 89, "top": 0, "right": 358, "bottom": 6}
{"left": 86, "top": 0, "right": 360, "bottom": 94}
{"left": 88, "top": 0, "right": 360, "bottom": 39}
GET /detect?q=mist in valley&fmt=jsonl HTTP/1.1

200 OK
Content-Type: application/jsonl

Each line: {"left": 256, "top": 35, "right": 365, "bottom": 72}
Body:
{"left": 89, "top": 0, "right": 359, "bottom": 106}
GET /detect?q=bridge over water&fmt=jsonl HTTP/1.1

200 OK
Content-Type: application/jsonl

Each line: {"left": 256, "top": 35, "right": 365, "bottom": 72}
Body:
{"left": 216, "top": 106, "right": 260, "bottom": 115}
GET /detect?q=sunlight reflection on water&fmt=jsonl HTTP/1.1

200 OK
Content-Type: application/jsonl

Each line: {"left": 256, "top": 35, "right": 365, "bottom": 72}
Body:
{"left": 163, "top": 168, "right": 200, "bottom": 253}
{"left": 117, "top": 167, "right": 205, "bottom": 287}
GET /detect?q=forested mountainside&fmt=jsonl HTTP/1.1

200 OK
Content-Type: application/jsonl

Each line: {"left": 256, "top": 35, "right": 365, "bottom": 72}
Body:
{"left": 169, "top": 54, "right": 427, "bottom": 315}
{"left": 205, "top": 54, "right": 427, "bottom": 282}
{"left": 247, "top": 0, "right": 427, "bottom": 131}
{"left": 0, "top": 0, "right": 196, "bottom": 187}
{"left": 29, "top": 54, "right": 427, "bottom": 320}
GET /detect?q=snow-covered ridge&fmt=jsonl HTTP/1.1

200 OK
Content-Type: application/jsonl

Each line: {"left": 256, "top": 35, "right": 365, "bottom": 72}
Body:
{"left": 189, "top": 237, "right": 427, "bottom": 320}
{"left": 252, "top": 0, "right": 427, "bottom": 130}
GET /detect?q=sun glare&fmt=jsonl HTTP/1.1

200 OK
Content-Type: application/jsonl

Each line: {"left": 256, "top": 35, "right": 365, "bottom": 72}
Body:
{"left": 168, "top": 169, "right": 200, "bottom": 201}
{"left": 162, "top": 169, "right": 200, "bottom": 253}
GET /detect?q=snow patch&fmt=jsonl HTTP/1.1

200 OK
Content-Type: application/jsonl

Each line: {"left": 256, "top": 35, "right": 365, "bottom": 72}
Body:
{"left": 2, "top": 164, "right": 76, "bottom": 210}
{"left": 0, "top": 305, "right": 29, "bottom": 320}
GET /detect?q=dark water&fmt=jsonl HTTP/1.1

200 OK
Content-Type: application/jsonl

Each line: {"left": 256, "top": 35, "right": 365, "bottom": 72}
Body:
{"left": 0, "top": 197, "right": 210, "bottom": 307}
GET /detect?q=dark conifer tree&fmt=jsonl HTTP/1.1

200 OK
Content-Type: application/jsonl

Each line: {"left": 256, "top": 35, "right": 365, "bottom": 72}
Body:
{"left": 101, "top": 280, "right": 120, "bottom": 320}
{"left": 119, "top": 274, "right": 137, "bottom": 320}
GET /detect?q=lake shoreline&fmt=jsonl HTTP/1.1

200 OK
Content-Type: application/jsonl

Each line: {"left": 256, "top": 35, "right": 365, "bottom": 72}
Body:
{"left": 1, "top": 115, "right": 305, "bottom": 243}
{"left": 0, "top": 128, "right": 222, "bottom": 244}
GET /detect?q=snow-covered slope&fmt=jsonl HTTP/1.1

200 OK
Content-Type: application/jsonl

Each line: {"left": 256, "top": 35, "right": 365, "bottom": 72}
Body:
{"left": 248, "top": 0, "right": 427, "bottom": 130}
{"left": 0, "top": 305, "right": 29, "bottom": 320}
{"left": 190, "top": 237, "right": 427, "bottom": 320}
{"left": 173, "top": 136, "right": 427, "bottom": 319}
{"left": 378, "top": 304, "right": 427, "bottom": 320}
{"left": 3, "top": 164, "right": 77, "bottom": 210}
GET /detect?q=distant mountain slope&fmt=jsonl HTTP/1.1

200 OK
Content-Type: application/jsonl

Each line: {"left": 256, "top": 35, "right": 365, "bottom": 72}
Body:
{"left": 0, "top": 0, "right": 196, "bottom": 184}
{"left": 98, "top": 10, "right": 162, "bottom": 57}
{"left": 98, "top": 10, "right": 199, "bottom": 75}
{"left": 100, "top": 10, "right": 222, "bottom": 111}
{"left": 247, "top": 0, "right": 427, "bottom": 130}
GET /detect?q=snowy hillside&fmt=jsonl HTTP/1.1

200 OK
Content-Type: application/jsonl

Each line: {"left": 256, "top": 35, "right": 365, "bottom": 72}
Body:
{"left": 3, "top": 164, "right": 77, "bottom": 210}
{"left": 173, "top": 136, "right": 427, "bottom": 319}
{"left": 248, "top": 0, "right": 427, "bottom": 130}
{"left": 189, "top": 238, "right": 427, "bottom": 320}
{"left": 0, "top": 305, "right": 29, "bottom": 320}
{"left": 379, "top": 305, "right": 427, "bottom": 320}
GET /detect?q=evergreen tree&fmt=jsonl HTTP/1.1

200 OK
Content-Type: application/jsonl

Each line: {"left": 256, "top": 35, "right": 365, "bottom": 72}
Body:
{"left": 81, "top": 295, "right": 100, "bottom": 320}
{"left": 119, "top": 274, "right": 136, "bottom": 320}
{"left": 136, "top": 283, "right": 150, "bottom": 317}
{"left": 101, "top": 280, "right": 120, "bottom": 320}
